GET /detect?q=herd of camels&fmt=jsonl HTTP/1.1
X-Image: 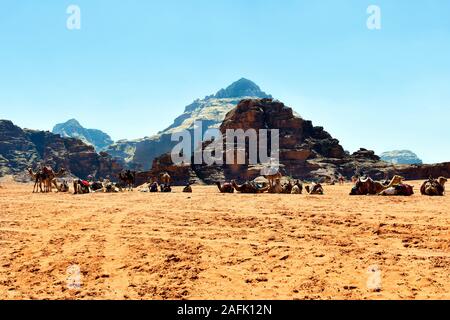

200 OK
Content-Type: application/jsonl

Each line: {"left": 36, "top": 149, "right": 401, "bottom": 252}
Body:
{"left": 25, "top": 166, "right": 447, "bottom": 197}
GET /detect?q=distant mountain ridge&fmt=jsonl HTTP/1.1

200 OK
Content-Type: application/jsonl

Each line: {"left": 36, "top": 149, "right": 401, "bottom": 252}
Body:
{"left": 106, "top": 78, "right": 272, "bottom": 169}
{"left": 0, "top": 120, "right": 121, "bottom": 179}
{"left": 52, "top": 119, "right": 113, "bottom": 152}
{"left": 380, "top": 150, "right": 423, "bottom": 165}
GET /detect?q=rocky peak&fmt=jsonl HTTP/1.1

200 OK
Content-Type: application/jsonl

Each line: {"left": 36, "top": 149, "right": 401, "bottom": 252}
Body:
{"left": 52, "top": 119, "right": 113, "bottom": 152}
{"left": 214, "top": 78, "right": 272, "bottom": 99}
{"left": 107, "top": 79, "right": 273, "bottom": 170}
{"left": 380, "top": 150, "right": 423, "bottom": 165}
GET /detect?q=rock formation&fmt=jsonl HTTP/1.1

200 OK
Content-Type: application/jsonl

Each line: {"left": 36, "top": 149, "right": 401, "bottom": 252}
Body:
{"left": 380, "top": 150, "right": 423, "bottom": 165}
{"left": 53, "top": 119, "right": 113, "bottom": 152}
{"left": 0, "top": 120, "right": 122, "bottom": 180}
{"left": 106, "top": 78, "right": 272, "bottom": 170}
{"left": 144, "top": 99, "right": 450, "bottom": 185}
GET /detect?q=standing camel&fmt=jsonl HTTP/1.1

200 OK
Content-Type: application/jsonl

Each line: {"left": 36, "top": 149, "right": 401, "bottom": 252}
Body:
{"left": 27, "top": 168, "right": 43, "bottom": 193}
{"left": 42, "top": 167, "right": 66, "bottom": 193}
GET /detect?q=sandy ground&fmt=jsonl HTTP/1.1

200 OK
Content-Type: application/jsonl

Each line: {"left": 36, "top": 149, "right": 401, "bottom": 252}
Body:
{"left": 0, "top": 180, "right": 448, "bottom": 300}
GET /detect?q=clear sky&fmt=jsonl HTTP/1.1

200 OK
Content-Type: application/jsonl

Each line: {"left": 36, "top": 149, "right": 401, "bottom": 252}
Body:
{"left": 0, "top": 0, "right": 449, "bottom": 163}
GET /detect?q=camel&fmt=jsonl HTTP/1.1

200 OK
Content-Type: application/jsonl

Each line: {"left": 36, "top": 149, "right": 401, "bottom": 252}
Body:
{"left": 57, "top": 180, "right": 69, "bottom": 192}
{"left": 377, "top": 175, "right": 404, "bottom": 194}
{"left": 420, "top": 176, "right": 447, "bottom": 196}
{"left": 216, "top": 182, "right": 234, "bottom": 193}
{"left": 159, "top": 172, "right": 171, "bottom": 185}
{"left": 73, "top": 179, "right": 90, "bottom": 194}
{"left": 160, "top": 184, "right": 172, "bottom": 193}
{"left": 264, "top": 171, "right": 282, "bottom": 188}
{"left": 281, "top": 181, "right": 293, "bottom": 194}
{"left": 231, "top": 180, "right": 269, "bottom": 194}
{"left": 268, "top": 178, "right": 283, "bottom": 194}
{"left": 305, "top": 183, "right": 324, "bottom": 195}
{"left": 40, "top": 166, "right": 66, "bottom": 193}
{"left": 149, "top": 181, "right": 159, "bottom": 192}
{"left": 118, "top": 170, "right": 136, "bottom": 191}
{"left": 290, "top": 180, "right": 303, "bottom": 194}
{"left": 27, "top": 168, "right": 43, "bottom": 193}
{"left": 183, "top": 183, "right": 192, "bottom": 193}
{"left": 350, "top": 175, "right": 404, "bottom": 196}
{"left": 380, "top": 184, "right": 414, "bottom": 196}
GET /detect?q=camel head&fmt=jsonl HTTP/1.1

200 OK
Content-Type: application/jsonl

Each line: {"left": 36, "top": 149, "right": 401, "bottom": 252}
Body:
{"left": 438, "top": 177, "right": 448, "bottom": 187}
{"left": 392, "top": 175, "right": 405, "bottom": 185}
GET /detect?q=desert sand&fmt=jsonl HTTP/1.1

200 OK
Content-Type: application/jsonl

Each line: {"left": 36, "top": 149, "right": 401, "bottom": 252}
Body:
{"left": 0, "top": 180, "right": 448, "bottom": 300}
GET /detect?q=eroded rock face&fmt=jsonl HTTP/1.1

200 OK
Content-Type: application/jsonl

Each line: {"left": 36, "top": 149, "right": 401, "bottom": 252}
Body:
{"left": 0, "top": 120, "right": 122, "bottom": 180}
{"left": 106, "top": 78, "right": 272, "bottom": 170}
{"left": 146, "top": 99, "right": 450, "bottom": 184}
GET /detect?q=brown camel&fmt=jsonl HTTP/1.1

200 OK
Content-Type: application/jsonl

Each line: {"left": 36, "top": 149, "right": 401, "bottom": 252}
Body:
{"left": 421, "top": 176, "right": 447, "bottom": 196}
{"left": 231, "top": 180, "right": 269, "bottom": 194}
{"left": 281, "top": 181, "right": 294, "bottom": 194}
{"left": 43, "top": 167, "right": 66, "bottom": 193}
{"left": 216, "top": 181, "right": 234, "bottom": 193}
{"left": 27, "top": 168, "right": 43, "bottom": 193}
{"left": 159, "top": 172, "right": 171, "bottom": 185}
{"left": 268, "top": 178, "right": 283, "bottom": 194}
{"left": 305, "top": 183, "right": 324, "bottom": 195}
{"left": 117, "top": 170, "right": 136, "bottom": 191}
{"left": 350, "top": 175, "right": 404, "bottom": 195}
{"left": 264, "top": 171, "right": 282, "bottom": 188}
{"left": 183, "top": 183, "right": 193, "bottom": 193}
{"left": 290, "top": 180, "right": 303, "bottom": 194}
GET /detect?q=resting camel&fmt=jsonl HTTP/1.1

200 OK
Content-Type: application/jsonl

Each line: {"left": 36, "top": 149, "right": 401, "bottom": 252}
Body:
{"left": 183, "top": 183, "right": 192, "bottom": 193}
{"left": 231, "top": 180, "right": 269, "bottom": 194}
{"left": 118, "top": 170, "right": 136, "bottom": 191}
{"left": 420, "top": 176, "right": 447, "bottom": 196}
{"left": 159, "top": 172, "right": 171, "bottom": 185}
{"left": 268, "top": 178, "right": 283, "bottom": 194}
{"left": 160, "top": 184, "right": 172, "bottom": 193}
{"left": 290, "top": 180, "right": 303, "bottom": 194}
{"left": 264, "top": 171, "right": 282, "bottom": 188}
{"left": 380, "top": 184, "right": 414, "bottom": 196}
{"left": 149, "top": 181, "right": 159, "bottom": 192}
{"left": 216, "top": 181, "right": 234, "bottom": 193}
{"left": 350, "top": 175, "right": 404, "bottom": 196}
{"left": 305, "top": 183, "right": 324, "bottom": 195}
{"left": 73, "top": 179, "right": 90, "bottom": 194}
{"left": 57, "top": 180, "right": 69, "bottom": 192}
{"left": 281, "top": 181, "right": 293, "bottom": 194}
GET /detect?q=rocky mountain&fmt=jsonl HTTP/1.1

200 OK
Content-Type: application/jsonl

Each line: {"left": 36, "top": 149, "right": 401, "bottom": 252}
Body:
{"left": 380, "top": 150, "right": 423, "bottom": 165}
{"left": 106, "top": 78, "right": 272, "bottom": 170}
{"left": 52, "top": 119, "right": 113, "bottom": 152}
{"left": 138, "top": 99, "right": 450, "bottom": 185}
{"left": 0, "top": 120, "right": 122, "bottom": 180}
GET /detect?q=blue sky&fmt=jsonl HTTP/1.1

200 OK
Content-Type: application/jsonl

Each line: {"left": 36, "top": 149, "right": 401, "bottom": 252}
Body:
{"left": 0, "top": 0, "right": 449, "bottom": 163}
